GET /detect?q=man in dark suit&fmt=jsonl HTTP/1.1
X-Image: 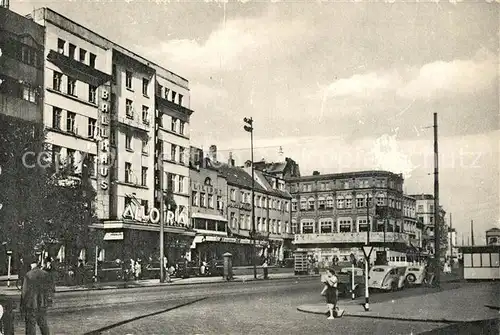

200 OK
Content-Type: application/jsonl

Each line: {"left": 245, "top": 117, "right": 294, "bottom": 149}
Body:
{"left": 21, "top": 258, "right": 53, "bottom": 335}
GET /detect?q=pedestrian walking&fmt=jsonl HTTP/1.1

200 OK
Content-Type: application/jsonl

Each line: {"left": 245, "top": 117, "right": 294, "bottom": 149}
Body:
{"left": 320, "top": 268, "right": 339, "bottom": 320}
{"left": 76, "top": 259, "right": 85, "bottom": 285}
{"left": 262, "top": 258, "right": 269, "bottom": 279}
{"left": 134, "top": 259, "right": 142, "bottom": 280}
{"left": 21, "top": 259, "right": 53, "bottom": 335}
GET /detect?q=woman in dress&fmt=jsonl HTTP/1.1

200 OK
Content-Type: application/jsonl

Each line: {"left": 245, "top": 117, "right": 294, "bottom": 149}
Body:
{"left": 321, "top": 268, "right": 338, "bottom": 320}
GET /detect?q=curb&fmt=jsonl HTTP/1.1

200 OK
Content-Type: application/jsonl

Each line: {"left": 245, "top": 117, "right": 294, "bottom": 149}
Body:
{"left": 53, "top": 274, "right": 319, "bottom": 293}
{"left": 296, "top": 306, "right": 464, "bottom": 324}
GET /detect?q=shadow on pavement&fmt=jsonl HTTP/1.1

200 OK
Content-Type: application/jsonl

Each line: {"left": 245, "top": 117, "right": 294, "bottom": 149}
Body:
{"left": 419, "top": 318, "right": 499, "bottom": 335}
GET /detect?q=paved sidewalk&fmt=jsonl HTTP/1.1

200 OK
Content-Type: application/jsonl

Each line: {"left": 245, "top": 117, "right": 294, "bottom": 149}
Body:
{"left": 0, "top": 272, "right": 318, "bottom": 296}
{"left": 297, "top": 282, "right": 500, "bottom": 322}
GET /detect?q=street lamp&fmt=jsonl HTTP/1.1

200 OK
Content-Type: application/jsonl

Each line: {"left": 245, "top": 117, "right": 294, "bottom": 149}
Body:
{"left": 243, "top": 117, "right": 257, "bottom": 279}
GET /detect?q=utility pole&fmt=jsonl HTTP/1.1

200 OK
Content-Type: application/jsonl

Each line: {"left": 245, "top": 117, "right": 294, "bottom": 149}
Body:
{"left": 244, "top": 117, "right": 257, "bottom": 279}
{"left": 433, "top": 112, "right": 440, "bottom": 288}
{"left": 449, "top": 213, "right": 453, "bottom": 265}
{"left": 471, "top": 220, "right": 474, "bottom": 246}
{"left": 159, "top": 155, "right": 165, "bottom": 283}
{"left": 364, "top": 192, "right": 371, "bottom": 311}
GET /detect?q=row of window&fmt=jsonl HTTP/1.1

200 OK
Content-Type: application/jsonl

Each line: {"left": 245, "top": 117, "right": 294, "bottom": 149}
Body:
{"left": 50, "top": 146, "right": 98, "bottom": 178}
{"left": 0, "top": 75, "right": 39, "bottom": 103}
{"left": 298, "top": 219, "right": 402, "bottom": 234}
{"left": 191, "top": 191, "right": 223, "bottom": 210}
{"left": 291, "top": 178, "right": 402, "bottom": 192}
{"left": 51, "top": 106, "right": 98, "bottom": 138}
{"left": 123, "top": 162, "right": 148, "bottom": 187}
{"left": 228, "top": 213, "right": 291, "bottom": 234}
{"left": 463, "top": 252, "right": 500, "bottom": 268}
{"left": 228, "top": 189, "right": 290, "bottom": 212}
{"left": 157, "top": 115, "right": 187, "bottom": 136}
{"left": 57, "top": 38, "right": 96, "bottom": 68}
{"left": 417, "top": 204, "right": 434, "bottom": 212}
{"left": 52, "top": 71, "right": 98, "bottom": 103}
{"left": 124, "top": 98, "right": 150, "bottom": 124}
{"left": 193, "top": 219, "right": 226, "bottom": 232}
{"left": 157, "top": 83, "right": 184, "bottom": 106}
{"left": 293, "top": 195, "right": 403, "bottom": 211}
{"left": 157, "top": 141, "right": 188, "bottom": 164}
{"left": 1, "top": 38, "right": 43, "bottom": 69}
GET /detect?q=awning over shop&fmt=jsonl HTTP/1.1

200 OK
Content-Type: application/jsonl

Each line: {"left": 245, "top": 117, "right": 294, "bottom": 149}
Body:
{"left": 192, "top": 212, "right": 228, "bottom": 222}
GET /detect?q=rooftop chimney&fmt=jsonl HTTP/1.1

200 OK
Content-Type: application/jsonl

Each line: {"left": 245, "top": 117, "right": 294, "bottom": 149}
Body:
{"left": 209, "top": 145, "right": 217, "bottom": 162}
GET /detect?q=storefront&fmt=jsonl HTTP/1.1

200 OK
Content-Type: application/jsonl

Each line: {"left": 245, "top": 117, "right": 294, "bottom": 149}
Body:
{"left": 91, "top": 221, "right": 196, "bottom": 264}
{"left": 190, "top": 235, "right": 267, "bottom": 267}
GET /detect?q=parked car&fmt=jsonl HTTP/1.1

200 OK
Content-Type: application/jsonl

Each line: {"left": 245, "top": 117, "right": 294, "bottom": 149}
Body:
{"left": 337, "top": 267, "right": 365, "bottom": 298}
{"left": 404, "top": 265, "right": 426, "bottom": 285}
{"left": 368, "top": 265, "right": 405, "bottom": 291}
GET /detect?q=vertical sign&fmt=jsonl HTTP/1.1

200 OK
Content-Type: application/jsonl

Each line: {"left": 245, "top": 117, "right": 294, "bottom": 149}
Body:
{"left": 97, "top": 82, "right": 112, "bottom": 219}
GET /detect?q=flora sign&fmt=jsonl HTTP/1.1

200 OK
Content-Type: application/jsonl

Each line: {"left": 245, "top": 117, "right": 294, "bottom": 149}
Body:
{"left": 122, "top": 204, "right": 187, "bottom": 226}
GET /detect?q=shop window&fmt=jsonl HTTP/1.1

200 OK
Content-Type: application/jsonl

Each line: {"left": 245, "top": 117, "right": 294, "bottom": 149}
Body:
{"left": 472, "top": 253, "right": 482, "bottom": 267}
{"left": 463, "top": 253, "right": 472, "bottom": 267}
{"left": 481, "top": 253, "right": 491, "bottom": 267}
{"left": 301, "top": 221, "right": 314, "bottom": 234}
{"left": 207, "top": 220, "right": 216, "bottom": 231}
{"left": 491, "top": 253, "right": 499, "bottom": 267}
{"left": 320, "top": 220, "right": 333, "bottom": 234}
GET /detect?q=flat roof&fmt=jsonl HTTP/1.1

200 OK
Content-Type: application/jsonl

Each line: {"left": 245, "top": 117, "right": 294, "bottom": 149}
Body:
{"left": 287, "top": 170, "right": 403, "bottom": 182}
{"left": 35, "top": 7, "right": 189, "bottom": 87}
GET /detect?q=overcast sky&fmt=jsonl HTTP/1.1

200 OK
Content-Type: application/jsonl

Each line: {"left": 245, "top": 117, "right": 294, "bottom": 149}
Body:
{"left": 12, "top": 1, "right": 499, "bottom": 242}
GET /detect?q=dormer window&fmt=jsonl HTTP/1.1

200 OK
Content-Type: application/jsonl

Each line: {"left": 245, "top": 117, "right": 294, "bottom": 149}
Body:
{"left": 204, "top": 177, "right": 212, "bottom": 186}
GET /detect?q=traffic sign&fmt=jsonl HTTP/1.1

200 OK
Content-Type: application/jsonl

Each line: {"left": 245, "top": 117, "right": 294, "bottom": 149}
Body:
{"left": 362, "top": 246, "right": 374, "bottom": 260}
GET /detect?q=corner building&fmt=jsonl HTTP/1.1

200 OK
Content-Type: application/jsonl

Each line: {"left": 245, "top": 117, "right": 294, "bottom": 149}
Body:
{"left": 288, "top": 171, "right": 411, "bottom": 264}
{"left": 31, "top": 8, "right": 194, "bottom": 263}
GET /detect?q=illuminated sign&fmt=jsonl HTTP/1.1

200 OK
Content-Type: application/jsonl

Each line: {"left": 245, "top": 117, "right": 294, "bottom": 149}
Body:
{"left": 122, "top": 204, "right": 188, "bottom": 226}
{"left": 98, "top": 88, "right": 110, "bottom": 191}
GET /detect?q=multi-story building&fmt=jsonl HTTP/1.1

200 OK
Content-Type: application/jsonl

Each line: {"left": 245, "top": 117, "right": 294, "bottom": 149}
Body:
{"left": 188, "top": 151, "right": 229, "bottom": 264}
{"left": 29, "top": 7, "right": 195, "bottom": 263}
{"left": 403, "top": 195, "right": 421, "bottom": 248}
{"left": 0, "top": 6, "right": 45, "bottom": 268}
{"left": 288, "top": 170, "right": 409, "bottom": 264}
{"left": 411, "top": 193, "right": 447, "bottom": 256}
{"left": 0, "top": 7, "right": 44, "bottom": 124}
{"left": 194, "top": 146, "right": 293, "bottom": 266}
{"left": 154, "top": 68, "right": 191, "bottom": 229}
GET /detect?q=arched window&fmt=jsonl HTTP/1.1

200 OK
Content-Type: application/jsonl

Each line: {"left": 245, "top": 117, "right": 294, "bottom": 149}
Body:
{"left": 318, "top": 196, "right": 326, "bottom": 210}
{"left": 336, "top": 195, "right": 345, "bottom": 209}
{"left": 307, "top": 197, "right": 315, "bottom": 211}
{"left": 326, "top": 196, "right": 334, "bottom": 208}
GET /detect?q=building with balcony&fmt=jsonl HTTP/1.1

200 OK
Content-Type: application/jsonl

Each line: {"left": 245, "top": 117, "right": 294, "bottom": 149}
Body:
{"left": 27, "top": 7, "right": 195, "bottom": 264}
{"left": 287, "top": 170, "right": 410, "bottom": 264}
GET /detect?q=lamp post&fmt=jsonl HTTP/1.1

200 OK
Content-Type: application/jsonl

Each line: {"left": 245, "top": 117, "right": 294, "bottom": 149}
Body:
{"left": 243, "top": 117, "right": 257, "bottom": 279}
